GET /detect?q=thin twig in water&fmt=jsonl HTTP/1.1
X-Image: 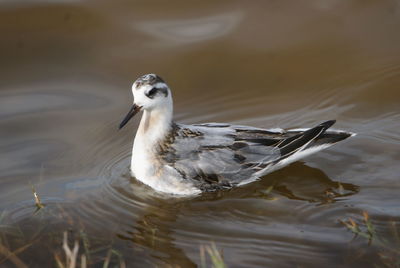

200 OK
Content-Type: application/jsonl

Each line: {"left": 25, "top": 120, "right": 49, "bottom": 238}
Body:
{"left": 200, "top": 242, "right": 226, "bottom": 268}
{"left": 62, "top": 232, "right": 79, "bottom": 268}
{"left": 103, "top": 249, "right": 112, "bottom": 268}
{"left": 200, "top": 245, "right": 206, "bottom": 268}
{"left": 31, "top": 184, "right": 44, "bottom": 210}
{"left": 0, "top": 243, "right": 32, "bottom": 266}
{"left": 0, "top": 243, "right": 28, "bottom": 268}
{"left": 81, "top": 255, "right": 86, "bottom": 268}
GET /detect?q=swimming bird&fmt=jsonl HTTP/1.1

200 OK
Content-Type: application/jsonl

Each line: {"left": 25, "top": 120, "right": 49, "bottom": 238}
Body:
{"left": 119, "top": 74, "right": 355, "bottom": 195}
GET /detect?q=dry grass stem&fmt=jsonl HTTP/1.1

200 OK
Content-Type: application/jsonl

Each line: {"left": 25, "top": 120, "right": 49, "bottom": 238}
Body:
{"left": 80, "top": 254, "right": 86, "bottom": 268}
{"left": 31, "top": 184, "right": 44, "bottom": 209}
{"left": 62, "top": 232, "right": 80, "bottom": 268}
{"left": 200, "top": 242, "right": 226, "bottom": 268}
{"left": 0, "top": 243, "right": 28, "bottom": 268}
{"left": 0, "top": 243, "right": 31, "bottom": 266}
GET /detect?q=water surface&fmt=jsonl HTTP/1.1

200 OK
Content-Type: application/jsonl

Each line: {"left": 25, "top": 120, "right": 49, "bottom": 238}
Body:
{"left": 1, "top": 1, "right": 400, "bottom": 267}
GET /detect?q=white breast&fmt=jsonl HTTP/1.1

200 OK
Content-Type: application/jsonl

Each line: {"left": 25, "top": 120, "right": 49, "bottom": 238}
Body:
{"left": 131, "top": 139, "right": 201, "bottom": 196}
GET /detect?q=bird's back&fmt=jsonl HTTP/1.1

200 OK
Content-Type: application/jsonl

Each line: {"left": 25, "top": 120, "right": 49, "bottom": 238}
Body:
{"left": 157, "top": 120, "right": 353, "bottom": 192}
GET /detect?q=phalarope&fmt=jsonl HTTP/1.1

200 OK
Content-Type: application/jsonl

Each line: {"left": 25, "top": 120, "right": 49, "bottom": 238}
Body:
{"left": 119, "top": 74, "right": 355, "bottom": 195}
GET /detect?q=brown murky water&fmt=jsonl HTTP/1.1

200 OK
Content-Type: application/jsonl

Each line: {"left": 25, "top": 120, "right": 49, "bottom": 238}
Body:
{"left": 1, "top": 1, "right": 400, "bottom": 267}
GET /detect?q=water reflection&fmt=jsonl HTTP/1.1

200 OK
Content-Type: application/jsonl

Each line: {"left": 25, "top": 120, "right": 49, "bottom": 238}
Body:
{"left": 135, "top": 11, "right": 243, "bottom": 45}
{"left": 110, "top": 162, "right": 359, "bottom": 266}
{"left": 116, "top": 205, "right": 197, "bottom": 267}
{"left": 260, "top": 163, "right": 359, "bottom": 204}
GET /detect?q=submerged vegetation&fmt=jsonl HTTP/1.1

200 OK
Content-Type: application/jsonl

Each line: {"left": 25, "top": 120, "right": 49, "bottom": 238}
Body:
{"left": 0, "top": 187, "right": 128, "bottom": 268}
{"left": 341, "top": 211, "right": 400, "bottom": 268}
{"left": 54, "top": 232, "right": 126, "bottom": 268}
{"left": 0, "top": 190, "right": 227, "bottom": 268}
{"left": 200, "top": 243, "right": 226, "bottom": 268}
{"left": 0, "top": 210, "right": 30, "bottom": 268}
{"left": 0, "top": 207, "right": 127, "bottom": 268}
{"left": 0, "top": 211, "right": 226, "bottom": 268}
{"left": 0, "top": 188, "right": 398, "bottom": 267}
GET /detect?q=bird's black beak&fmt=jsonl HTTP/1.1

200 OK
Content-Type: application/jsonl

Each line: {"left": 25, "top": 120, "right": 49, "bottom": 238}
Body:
{"left": 119, "top": 104, "right": 142, "bottom": 129}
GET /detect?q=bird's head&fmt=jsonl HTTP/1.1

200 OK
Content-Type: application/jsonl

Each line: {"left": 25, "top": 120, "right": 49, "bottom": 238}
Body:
{"left": 119, "top": 74, "right": 172, "bottom": 129}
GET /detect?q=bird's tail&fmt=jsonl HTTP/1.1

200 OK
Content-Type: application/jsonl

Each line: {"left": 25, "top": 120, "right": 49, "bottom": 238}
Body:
{"left": 277, "top": 120, "right": 355, "bottom": 162}
{"left": 304, "top": 120, "right": 355, "bottom": 150}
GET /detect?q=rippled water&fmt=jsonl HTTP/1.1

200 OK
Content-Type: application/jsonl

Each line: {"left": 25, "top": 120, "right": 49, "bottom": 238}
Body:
{"left": 1, "top": 1, "right": 400, "bottom": 267}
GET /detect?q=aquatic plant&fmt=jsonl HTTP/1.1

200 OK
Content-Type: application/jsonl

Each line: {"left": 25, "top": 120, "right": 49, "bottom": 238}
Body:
{"left": 200, "top": 242, "right": 226, "bottom": 268}
{"left": 31, "top": 184, "right": 44, "bottom": 210}
{"left": 0, "top": 210, "right": 30, "bottom": 268}
{"left": 341, "top": 211, "right": 400, "bottom": 268}
{"left": 53, "top": 231, "right": 126, "bottom": 268}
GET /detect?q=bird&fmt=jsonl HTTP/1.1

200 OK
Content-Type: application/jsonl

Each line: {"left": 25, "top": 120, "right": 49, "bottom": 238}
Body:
{"left": 119, "top": 74, "right": 355, "bottom": 196}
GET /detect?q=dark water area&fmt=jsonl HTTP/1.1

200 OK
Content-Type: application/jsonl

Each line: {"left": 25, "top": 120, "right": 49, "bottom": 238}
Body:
{"left": 1, "top": 0, "right": 400, "bottom": 267}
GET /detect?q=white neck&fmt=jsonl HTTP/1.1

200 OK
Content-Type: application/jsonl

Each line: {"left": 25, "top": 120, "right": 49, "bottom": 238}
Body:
{"left": 133, "top": 105, "right": 173, "bottom": 151}
{"left": 131, "top": 105, "right": 173, "bottom": 177}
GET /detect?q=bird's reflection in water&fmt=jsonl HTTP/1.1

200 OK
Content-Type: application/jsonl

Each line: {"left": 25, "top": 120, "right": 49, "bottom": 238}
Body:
{"left": 189, "top": 162, "right": 359, "bottom": 203}
{"left": 115, "top": 162, "right": 359, "bottom": 266}
{"left": 116, "top": 201, "right": 197, "bottom": 267}
{"left": 259, "top": 162, "right": 359, "bottom": 204}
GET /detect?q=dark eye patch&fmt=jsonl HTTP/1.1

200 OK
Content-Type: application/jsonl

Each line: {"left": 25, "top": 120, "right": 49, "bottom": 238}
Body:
{"left": 146, "top": 87, "right": 158, "bottom": 99}
{"left": 146, "top": 87, "right": 169, "bottom": 99}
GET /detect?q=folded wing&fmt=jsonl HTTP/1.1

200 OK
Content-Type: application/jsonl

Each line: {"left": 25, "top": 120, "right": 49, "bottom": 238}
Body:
{"left": 159, "top": 120, "right": 352, "bottom": 191}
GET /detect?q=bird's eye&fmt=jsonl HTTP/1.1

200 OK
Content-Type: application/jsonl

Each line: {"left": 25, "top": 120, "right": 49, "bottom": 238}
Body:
{"left": 146, "top": 87, "right": 158, "bottom": 99}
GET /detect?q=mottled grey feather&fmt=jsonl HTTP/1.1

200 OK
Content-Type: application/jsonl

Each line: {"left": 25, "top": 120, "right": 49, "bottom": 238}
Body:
{"left": 157, "top": 120, "right": 351, "bottom": 192}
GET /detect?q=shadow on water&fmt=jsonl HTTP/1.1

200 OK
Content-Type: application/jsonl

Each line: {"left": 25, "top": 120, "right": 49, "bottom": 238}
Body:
{"left": 259, "top": 162, "right": 359, "bottom": 204}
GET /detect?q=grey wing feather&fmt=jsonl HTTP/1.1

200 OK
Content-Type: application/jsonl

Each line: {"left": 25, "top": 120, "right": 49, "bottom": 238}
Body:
{"left": 161, "top": 120, "right": 350, "bottom": 191}
{"left": 163, "top": 123, "right": 282, "bottom": 190}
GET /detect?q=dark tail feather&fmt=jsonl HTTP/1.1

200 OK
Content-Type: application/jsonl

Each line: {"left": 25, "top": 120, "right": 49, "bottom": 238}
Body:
{"left": 318, "top": 119, "right": 336, "bottom": 129}
{"left": 278, "top": 120, "right": 336, "bottom": 157}
{"left": 310, "top": 130, "right": 353, "bottom": 147}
